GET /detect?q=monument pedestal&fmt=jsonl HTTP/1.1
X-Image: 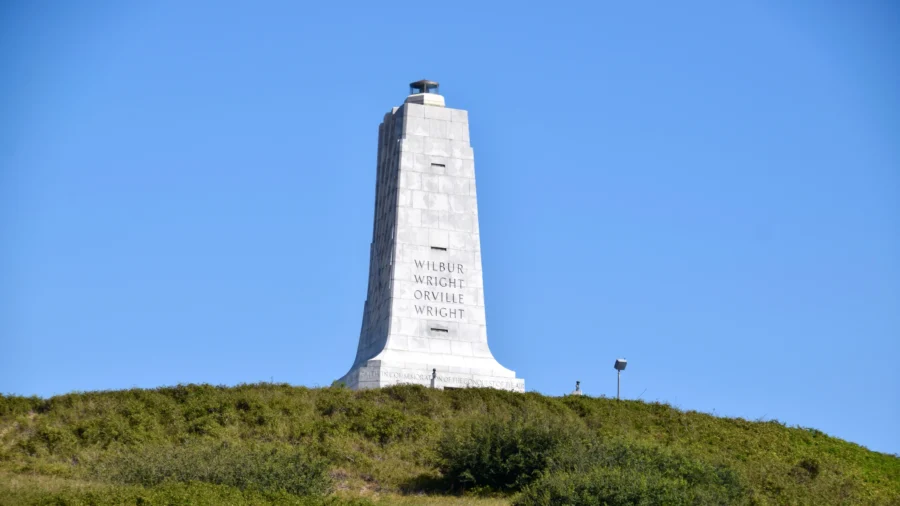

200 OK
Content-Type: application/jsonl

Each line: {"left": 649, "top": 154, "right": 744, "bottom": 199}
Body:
{"left": 341, "top": 358, "right": 524, "bottom": 392}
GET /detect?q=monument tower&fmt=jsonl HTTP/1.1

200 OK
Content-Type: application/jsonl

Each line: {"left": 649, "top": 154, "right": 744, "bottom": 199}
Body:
{"left": 338, "top": 80, "right": 524, "bottom": 392}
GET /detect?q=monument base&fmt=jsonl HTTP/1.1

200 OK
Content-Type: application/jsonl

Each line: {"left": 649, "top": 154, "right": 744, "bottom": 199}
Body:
{"left": 338, "top": 360, "right": 525, "bottom": 392}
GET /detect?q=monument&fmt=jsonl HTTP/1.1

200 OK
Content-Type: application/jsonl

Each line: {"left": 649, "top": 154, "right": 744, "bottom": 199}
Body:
{"left": 337, "top": 80, "right": 525, "bottom": 392}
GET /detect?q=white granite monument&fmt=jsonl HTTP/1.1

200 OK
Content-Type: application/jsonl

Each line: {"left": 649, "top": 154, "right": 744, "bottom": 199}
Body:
{"left": 337, "top": 80, "right": 525, "bottom": 392}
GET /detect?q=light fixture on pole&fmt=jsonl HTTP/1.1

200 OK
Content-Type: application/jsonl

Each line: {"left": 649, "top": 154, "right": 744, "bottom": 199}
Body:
{"left": 614, "top": 359, "right": 627, "bottom": 401}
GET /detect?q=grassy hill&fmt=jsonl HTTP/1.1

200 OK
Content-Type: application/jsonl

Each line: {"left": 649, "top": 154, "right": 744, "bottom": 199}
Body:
{"left": 0, "top": 383, "right": 897, "bottom": 505}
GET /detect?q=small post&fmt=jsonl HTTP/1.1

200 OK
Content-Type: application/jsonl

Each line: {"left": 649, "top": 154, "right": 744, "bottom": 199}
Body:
{"left": 571, "top": 380, "right": 583, "bottom": 396}
{"left": 430, "top": 368, "right": 437, "bottom": 389}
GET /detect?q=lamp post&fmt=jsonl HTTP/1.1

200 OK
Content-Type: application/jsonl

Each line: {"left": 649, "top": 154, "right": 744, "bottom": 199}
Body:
{"left": 614, "top": 359, "right": 627, "bottom": 401}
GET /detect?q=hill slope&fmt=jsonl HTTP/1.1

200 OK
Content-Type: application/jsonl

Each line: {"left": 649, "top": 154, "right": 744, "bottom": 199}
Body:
{"left": 1, "top": 384, "right": 897, "bottom": 505}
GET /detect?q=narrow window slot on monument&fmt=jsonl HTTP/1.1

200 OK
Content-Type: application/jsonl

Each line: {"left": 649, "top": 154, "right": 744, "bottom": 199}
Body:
{"left": 431, "top": 163, "right": 445, "bottom": 169}
{"left": 431, "top": 246, "right": 447, "bottom": 251}
{"left": 431, "top": 327, "right": 448, "bottom": 333}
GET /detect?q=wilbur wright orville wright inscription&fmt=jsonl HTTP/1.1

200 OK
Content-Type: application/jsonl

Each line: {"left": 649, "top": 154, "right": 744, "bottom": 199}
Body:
{"left": 337, "top": 80, "right": 525, "bottom": 392}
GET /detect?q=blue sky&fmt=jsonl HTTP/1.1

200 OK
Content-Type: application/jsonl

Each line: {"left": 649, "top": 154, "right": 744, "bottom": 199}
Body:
{"left": 1, "top": 1, "right": 897, "bottom": 454}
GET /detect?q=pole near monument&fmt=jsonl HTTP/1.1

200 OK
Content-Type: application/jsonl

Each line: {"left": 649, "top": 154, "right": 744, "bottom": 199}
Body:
{"left": 614, "top": 358, "right": 627, "bottom": 401}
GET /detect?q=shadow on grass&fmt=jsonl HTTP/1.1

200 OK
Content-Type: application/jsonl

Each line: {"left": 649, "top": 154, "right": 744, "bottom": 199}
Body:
{"left": 400, "top": 472, "right": 508, "bottom": 503}
{"left": 400, "top": 472, "right": 452, "bottom": 495}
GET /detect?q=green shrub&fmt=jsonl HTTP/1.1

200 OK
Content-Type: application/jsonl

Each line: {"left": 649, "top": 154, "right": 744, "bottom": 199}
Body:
{"left": 437, "top": 415, "right": 582, "bottom": 491}
{"left": 791, "top": 457, "right": 821, "bottom": 482}
{"left": 73, "top": 413, "right": 144, "bottom": 447}
{"left": 95, "top": 442, "right": 332, "bottom": 497}
{"left": 0, "top": 395, "right": 44, "bottom": 417}
{"left": 515, "top": 465, "right": 748, "bottom": 506}
{"left": 347, "top": 405, "right": 433, "bottom": 446}
{"left": 16, "top": 422, "right": 78, "bottom": 457}
{"left": 514, "top": 442, "right": 748, "bottom": 506}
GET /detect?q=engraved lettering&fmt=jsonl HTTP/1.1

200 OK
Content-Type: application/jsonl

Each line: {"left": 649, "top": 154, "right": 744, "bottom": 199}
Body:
{"left": 410, "top": 259, "right": 468, "bottom": 320}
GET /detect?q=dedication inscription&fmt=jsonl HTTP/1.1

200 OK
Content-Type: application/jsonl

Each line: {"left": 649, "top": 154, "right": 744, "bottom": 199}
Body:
{"left": 337, "top": 80, "right": 524, "bottom": 392}
{"left": 413, "top": 260, "right": 466, "bottom": 319}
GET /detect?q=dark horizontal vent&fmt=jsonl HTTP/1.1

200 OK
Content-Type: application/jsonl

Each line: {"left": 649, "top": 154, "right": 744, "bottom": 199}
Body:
{"left": 431, "top": 163, "right": 446, "bottom": 168}
{"left": 431, "top": 327, "right": 448, "bottom": 333}
{"left": 431, "top": 246, "right": 447, "bottom": 251}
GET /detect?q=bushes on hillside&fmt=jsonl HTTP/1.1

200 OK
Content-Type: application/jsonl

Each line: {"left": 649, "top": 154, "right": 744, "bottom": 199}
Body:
{"left": 0, "top": 395, "right": 43, "bottom": 417}
{"left": 95, "top": 442, "right": 332, "bottom": 497}
{"left": 315, "top": 386, "right": 437, "bottom": 446}
{"left": 1, "top": 384, "right": 896, "bottom": 505}
{"left": 16, "top": 422, "right": 79, "bottom": 457}
{"left": 435, "top": 413, "right": 748, "bottom": 503}
{"left": 437, "top": 415, "right": 585, "bottom": 491}
{"left": 1, "top": 481, "right": 373, "bottom": 506}
{"left": 514, "top": 441, "right": 748, "bottom": 506}
{"left": 514, "top": 465, "right": 747, "bottom": 506}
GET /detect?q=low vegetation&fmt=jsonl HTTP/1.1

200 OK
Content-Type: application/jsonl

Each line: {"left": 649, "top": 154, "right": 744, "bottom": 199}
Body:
{"left": 0, "top": 383, "right": 896, "bottom": 505}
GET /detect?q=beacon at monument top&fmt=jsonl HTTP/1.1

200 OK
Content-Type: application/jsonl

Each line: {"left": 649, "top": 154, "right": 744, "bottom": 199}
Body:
{"left": 337, "top": 80, "right": 524, "bottom": 392}
{"left": 405, "top": 79, "right": 445, "bottom": 107}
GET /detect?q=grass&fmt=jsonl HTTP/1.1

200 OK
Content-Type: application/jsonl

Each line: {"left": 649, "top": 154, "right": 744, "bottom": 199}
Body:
{"left": 0, "top": 472, "right": 505, "bottom": 506}
{"left": 0, "top": 383, "right": 897, "bottom": 505}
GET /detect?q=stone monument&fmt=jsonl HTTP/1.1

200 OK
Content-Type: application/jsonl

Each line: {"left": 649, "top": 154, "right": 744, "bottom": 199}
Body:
{"left": 337, "top": 80, "right": 525, "bottom": 392}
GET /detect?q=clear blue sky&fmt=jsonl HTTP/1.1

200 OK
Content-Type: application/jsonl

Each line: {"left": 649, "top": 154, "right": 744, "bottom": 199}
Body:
{"left": 2, "top": 1, "right": 897, "bottom": 454}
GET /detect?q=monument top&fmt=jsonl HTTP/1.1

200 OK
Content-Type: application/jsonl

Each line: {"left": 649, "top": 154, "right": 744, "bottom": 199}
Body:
{"left": 409, "top": 79, "right": 440, "bottom": 95}
{"left": 405, "top": 79, "right": 445, "bottom": 107}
